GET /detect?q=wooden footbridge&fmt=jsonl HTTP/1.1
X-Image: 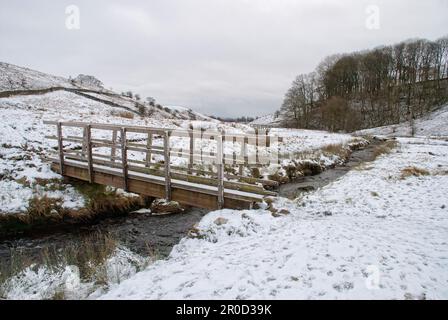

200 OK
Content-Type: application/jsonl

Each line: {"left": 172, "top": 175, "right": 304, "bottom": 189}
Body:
{"left": 44, "top": 121, "right": 283, "bottom": 210}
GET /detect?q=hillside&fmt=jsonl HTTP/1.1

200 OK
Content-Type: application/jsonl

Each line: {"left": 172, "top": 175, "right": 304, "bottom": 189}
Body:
{"left": 355, "top": 103, "right": 448, "bottom": 137}
{"left": 0, "top": 62, "right": 78, "bottom": 91}
{"left": 276, "top": 37, "right": 448, "bottom": 132}
{"left": 0, "top": 61, "right": 214, "bottom": 122}
{"left": 250, "top": 113, "right": 283, "bottom": 126}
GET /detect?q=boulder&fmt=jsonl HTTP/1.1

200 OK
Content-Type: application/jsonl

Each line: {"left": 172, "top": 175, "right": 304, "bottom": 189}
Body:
{"left": 150, "top": 199, "right": 184, "bottom": 215}
{"left": 213, "top": 217, "right": 228, "bottom": 226}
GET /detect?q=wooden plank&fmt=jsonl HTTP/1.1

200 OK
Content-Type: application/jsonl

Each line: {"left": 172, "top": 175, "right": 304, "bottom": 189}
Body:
{"left": 216, "top": 133, "right": 224, "bottom": 209}
{"left": 126, "top": 145, "right": 164, "bottom": 155}
{"left": 111, "top": 129, "right": 117, "bottom": 163}
{"left": 81, "top": 127, "right": 87, "bottom": 158}
{"left": 57, "top": 122, "right": 64, "bottom": 175}
{"left": 188, "top": 127, "right": 194, "bottom": 174}
{"left": 85, "top": 124, "right": 94, "bottom": 183}
{"left": 120, "top": 127, "right": 129, "bottom": 191}
{"left": 51, "top": 162, "right": 260, "bottom": 209}
{"left": 163, "top": 131, "right": 172, "bottom": 200}
{"left": 126, "top": 164, "right": 277, "bottom": 196}
{"left": 232, "top": 136, "right": 237, "bottom": 165}
{"left": 255, "top": 128, "right": 259, "bottom": 164}
{"left": 145, "top": 132, "right": 152, "bottom": 167}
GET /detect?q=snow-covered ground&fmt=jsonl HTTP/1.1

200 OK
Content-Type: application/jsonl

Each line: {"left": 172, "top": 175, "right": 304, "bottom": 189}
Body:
{"left": 355, "top": 104, "right": 448, "bottom": 138}
{"left": 250, "top": 113, "right": 281, "bottom": 126}
{"left": 100, "top": 137, "right": 448, "bottom": 299}
{"left": 1, "top": 246, "right": 150, "bottom": 300}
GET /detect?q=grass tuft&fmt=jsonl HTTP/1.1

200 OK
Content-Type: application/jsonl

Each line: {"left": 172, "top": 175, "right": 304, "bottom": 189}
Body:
{"left": 400, "top": 166, "right": 430, "bottom": 179}
{"left": 372, "top": 140, "right": 398, "bottom": 160}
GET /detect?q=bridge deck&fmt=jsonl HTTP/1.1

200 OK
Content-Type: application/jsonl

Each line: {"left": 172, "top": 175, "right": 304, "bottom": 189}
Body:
{"left": 51, "top": 159, "right": 263, "bottom": 210}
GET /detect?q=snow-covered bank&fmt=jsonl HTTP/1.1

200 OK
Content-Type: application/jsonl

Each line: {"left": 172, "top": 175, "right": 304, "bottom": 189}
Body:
{"left": 100, "top": 137, "right": 448, "bottom": 299}
{"left": 1, "top": 246, "right": 150, "bottom": 300}
{"left": 355, "top": 104, "right": 448, "bottom": 137}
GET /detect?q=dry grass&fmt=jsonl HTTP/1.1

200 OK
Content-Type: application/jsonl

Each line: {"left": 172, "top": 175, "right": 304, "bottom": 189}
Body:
{"left": 0, "top": 233, "right": 121, "bottom": 298}
{"left": 372, "top": 140, "right": 398, "bottom": 160}
{"left": 250, "top": 167, "right": 261, "bottom": 179}
{"left": 400, "top": 166, "right": 430, "bottom": 179}
{"left": 0, "top": 182, "right": 145, "bottom": 236}
{"left": 321, "top": 143, "right": 350, "bottom": 159}
{"left": 113, "top": 111, "right": 135, "bottom": 119}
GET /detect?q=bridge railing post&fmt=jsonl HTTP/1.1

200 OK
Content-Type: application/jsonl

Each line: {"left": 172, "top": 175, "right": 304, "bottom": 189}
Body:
{"left": 216, "top": 132, "right": 224, "bottom": 209}
{"left": 120, "top": 127, "right": 129, "bottom": 191}
{"left": 57, "top": 122, "right": 65, "bottom": 175}
{"left": 111, "top": 129, "right": 117, "bottom": 163}
{"left": 86, "top": 124, "right": 94, "bottom": 183}
{"left": 163, "top": 130, "right": 172, "bottom": 201}
{"left": 239, "top": 135, "right": 248, "bottom": 175}
{"left": 145, "top": 131, "right": 152, "bottom": 167}
{"left": 188, "top": 124, "right": 194, "bottom": 174}
{"left": 81, "top": 126, "right": 87, "bottom": 158}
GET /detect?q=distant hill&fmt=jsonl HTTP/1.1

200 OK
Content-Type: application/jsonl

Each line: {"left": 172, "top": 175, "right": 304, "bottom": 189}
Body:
{"left": 0, "top": 61, "right": 212, "bottom": 122}
{"left": 250, "top": 113, "right": 283, "bottom": 126}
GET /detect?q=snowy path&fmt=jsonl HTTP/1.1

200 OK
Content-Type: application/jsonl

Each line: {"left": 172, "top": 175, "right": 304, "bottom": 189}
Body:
{"left": 100, "top": 138, "right": 448, "bottom": 300}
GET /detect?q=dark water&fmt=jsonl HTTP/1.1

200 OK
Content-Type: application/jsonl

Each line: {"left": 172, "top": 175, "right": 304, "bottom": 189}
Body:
{"left": 278, "top": 138, "right": 384, "bottom": 199}
{"left": 0, "top": 208, "right": 208, "bottom": 268}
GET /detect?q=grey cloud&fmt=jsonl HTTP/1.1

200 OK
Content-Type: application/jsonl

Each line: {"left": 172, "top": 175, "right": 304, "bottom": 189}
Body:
{"left": 0, "top": 0, "right": 447, "bottom": 117}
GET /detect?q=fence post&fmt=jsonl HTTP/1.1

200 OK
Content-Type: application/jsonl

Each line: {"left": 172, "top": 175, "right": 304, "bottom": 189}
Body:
{"left": 255, "top": 128, "right": 259, "bottom": 165}
{"left": 146, "top": 132, "right": 152, "bottom": 167}
{"left": 111, "top": 129, "right": 117, "bottom": 163}
{"left": 120, "top": 127, "right": 129, "bottom": 191}
{"left": 188, "top": 124, "right": 194, "bottom": 174}
{"left": 216, "top": 132, "right": 224, "bottom": 209}
{"left": 200, "top": 127, "right": 205, "bottom": 163}
{"left": 232, "top": 135, "right": 237, "bottom": 166}
{"left": 163, "top": 131, "right": 172, "bottom": 201}
{"left": 57, "top": 122, "right": 65, "bottom": 175}
{"left": 86, "top": 124, "right": 94, "bottom": 183}
{"left": 239, "top": 135, "right": 248, "bottom": 175}
{"left": 81, "top": 126, "right": 87, "bottom": 158}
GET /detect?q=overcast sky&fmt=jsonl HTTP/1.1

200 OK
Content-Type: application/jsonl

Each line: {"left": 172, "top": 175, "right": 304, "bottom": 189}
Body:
{"left": 1, "top": 0, "right": 447, "bottom": 117}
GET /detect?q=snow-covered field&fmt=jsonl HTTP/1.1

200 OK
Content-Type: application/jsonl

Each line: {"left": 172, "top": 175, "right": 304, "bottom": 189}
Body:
{"left": 99, "top": 137, "right": 448, "bottom": 300}
{"left": 355, "top": 104, "right": 448, "bottom": 138}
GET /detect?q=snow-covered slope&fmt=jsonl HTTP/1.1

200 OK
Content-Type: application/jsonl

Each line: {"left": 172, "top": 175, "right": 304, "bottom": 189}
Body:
{"left": 0, "top": 61, "right": 99, "bottom": 92}
{"left": 355, "top": 104, "right": 448, "bottom": 137}
{"left": 100, "top": 137, "right": 448, "bottom": 299}
{"left": 164, "top": 105, "right": 217, "bottom": 122}
{"left": 250, "top": 113, "right": 283, "bottom": 126}
{"left": 0, "top": 61, "right": 213, "bottom": 122}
